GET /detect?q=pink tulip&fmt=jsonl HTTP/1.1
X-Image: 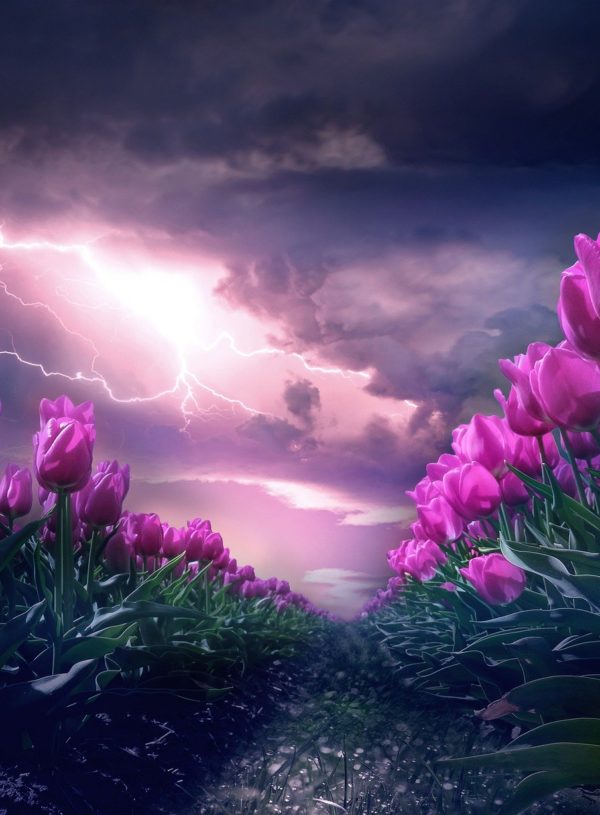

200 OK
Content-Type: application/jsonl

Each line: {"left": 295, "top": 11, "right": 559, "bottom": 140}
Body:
{"left": 74, "top": 468, "right": 126, "bottom": 527}
{"left": 564, "top": 430, "right": 600, "bottom": 460}
{"left": 452, "top": 415, "right": 510, "bottom": 477}
{"left": 185, "top": 526, "right": 206, "bottom": 561}
{"left": 162, "top": 525, "right": 187, "bottom": 558}
{"left": 123, "top": 512, "right": 163, "bottom": 556}
{"left": 552, "top": 460, "right": 579, "bottom": 499}
{"left": 466, "top": 518, "right": 496, "bottom": 539}
{"left": 104, "top": 529, "right": 134, "bottom": 573}
{"left": 390, "top": 538, "right": 446, "bottom": 581}
{"left": 498, "top": 342, "right": 554, "bottom": 425}
{"left": 0, "top": 464, "right": 33, "bottom": 519}
{"left": 38, "top": 395, "right": 94, "bottom": 431}
{"left": 202, "top": 531, "right": 224, "bottom": 560}
{"left": 529, "top": 345, "right": 600, "bottom": 430}
{"left": 425, "top": 453, "right": 461, "bottom": 482}
{"left": 96, "top": 460, "right": 130, "bottom": 500}
{"left": 460, "top": 553, "right": 526, "bottom": 605}
{"left": 499, "top": 471, "right": 529, "bottom": 506}
{"left": 417, "top": 494, "right": 465, "bottom": 543}
{"left": 34, "top": 417, "right": 95, "bottom": 493}
{"left": 441, "top": 462, "right": 502, "bottom": 521}
{"left": 557, "top": 233, "right": 600, "bottom": 360}
{"left": 406, "top": 475, "right": 439, "bottom": 505}
{"left": 494, "top": 386, "right": 552, "bottom": 437}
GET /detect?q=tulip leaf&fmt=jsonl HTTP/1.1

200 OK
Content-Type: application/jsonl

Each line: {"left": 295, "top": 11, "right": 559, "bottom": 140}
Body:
{"left": 501, "top": 769, "right": 600, "bottom": 815}
{"left": 505, "top": 675, "right": 600, "bottom": 718}
{"left": 500, "top": 537, "right": 600, "bottom": 608}
{"left": 437, "top": 741, "right": 600, "bottom": 773}
{"left": 506, "top": 718, "right": 600, "bottom": 750}
{"left": 124, "top": 553, "right": 187, "bottom": 602}
{"left": 475, "top": 607, "right": 600, "bottom": 633}
{"left": 84, "top": 600, "right": 205, "bottom": 633}
{"left": 0, "top": 600, "right": 46, "bottom": 668}
{"left": 0, "top": 519, "right": 48, "bottom": 573}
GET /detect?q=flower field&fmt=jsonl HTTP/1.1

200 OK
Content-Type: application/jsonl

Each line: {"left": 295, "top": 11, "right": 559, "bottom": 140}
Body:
{"left": 3, "top": 231, "right": 600, "bottom": 815}
{"left": 362, "top": 231, "right": 600, "bottom": 813}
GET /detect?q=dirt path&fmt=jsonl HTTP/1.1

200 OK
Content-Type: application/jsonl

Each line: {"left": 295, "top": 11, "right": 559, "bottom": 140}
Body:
{"left": 1, "top": 625, "right": 597, "bottom": 814}
{"left": 183, "top": 624, "right": 598, "bottom": 815}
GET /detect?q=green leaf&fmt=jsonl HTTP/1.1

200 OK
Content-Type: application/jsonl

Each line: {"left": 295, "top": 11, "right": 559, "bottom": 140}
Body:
{"left": 0, "top": 600, "right": 46, "bottom": 668}
{"left": 124, "top": 553, "right": 187, "bottom": 602}
{"left": 502, "top": 769, "right": 600, "bottom": 815}
{"left": 437, "top": 741, "right": 600, "bottom": 773}
{"left": 475, "top": 607, "right": 600, "bottom": 633}
{"left": 0, "top": 519, "right": 48, "bottom": 573}
{"left": 506, "top": 718, "right": 600, "bottom": 750}
{"left": 506, "top": 675, "right": 600, "bottom": 718}
{"left": 84, "top": 600, "right": 205, "bottom": 633}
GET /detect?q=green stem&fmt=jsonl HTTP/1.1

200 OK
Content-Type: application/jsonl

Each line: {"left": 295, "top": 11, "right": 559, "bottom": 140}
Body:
{"left": 536, "top": 436, "right": 552, "bottom": 533}
{"left": 560, "top": 429, "right": 588, "bottom": 506}
{"left": 57, "top": 490, "right": 74, "bottom": 633}
{"left": 86, "top": 528, "right": 99, "bottom": 601}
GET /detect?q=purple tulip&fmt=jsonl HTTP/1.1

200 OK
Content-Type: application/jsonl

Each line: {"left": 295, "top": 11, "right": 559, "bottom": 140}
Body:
{"left": 565, "top": 430, "right": 600, "bottom": 460}
{"left": 494, "top": 386, "right": 553, "bottom": 437}
{"left": 417, "top": 494, "right": 465, "bottom": 543}
{"left": 452, "top": 414, "right": 525, "bottom": 478}
{"left": 558, "top": 263, "right": 600, "bottom": 361}
{"left": 529, "top": 345, "right": 600, "bottom": 430}
{"left": 104, "top": 529, "right": 134, "bottom": 573}
{"left": 441, "top": 462, "right": 502, "bottom": 521}
{"left": 389, "top": 538, "right": 446, "bottom": 581}
{"left": 162, "top": 525, "right": 187, "bottom": 558}
{"left": 0, "top": 464, "right": 33, "bottom": 519}
{"left": 498, "top": 342, "right": 555, "bottom": 425}
{"left": 466, "top": 519, "right": 494, "bottom": 540}
{"left": 74, "top": 468, "right": 126, "bottom": 527}
{"left": 552, "top": 460, "right": 579, "bottom": 498}
{"left": 96, "top": 460, "right": 130, "bottom": 500}
{"left": 499, "top": 471, "right": 529, "bottom": 506}
{"left": 185, "top": 526, "right": 206, "bottom": 561}
{"left": 38, "top": 394, "right": 94, "bottom": 431}
{"left": 406, "top": 474, "right": 440, "bottom": 505}
{"left": 202, "top": 531, "right": 224, "bottom": 561}
{"left": 123, "top": 512, "right": 163, "bottom": 556}
{"left": 238, "top": 564, "right": 256, "bottom": 582}
{"left": 34, "top": 417, "right": 95, "bottom": 493}
{"left": 212, "top": 546, "right": 231, "bottom": 570}
{"left": 460, "top": 553, "right": 526, "bottom": 605}
{"left": 425, "top": 453, "right": 461, "bottom": 482}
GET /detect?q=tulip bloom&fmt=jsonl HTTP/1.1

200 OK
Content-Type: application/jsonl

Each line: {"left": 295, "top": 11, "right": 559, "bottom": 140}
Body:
{"left": 39, "top": 394, "right": 94, "bottom": 431}
{"left": 75, "top": 467, "right": 126, "bottom": 527}
{"left": 442, "top": 462, "right": 502, "bottom": 521}
{"left": 452, "top": 414, "right": 524, "bottom": 478}
{"left": 162, "top": 525, "right": 187, "bottom": 558}
{"left": 417, "top": 494, "right": 465, "bottom": 543}
{"left": 499, "top": 471, "right": 529, "bottom": 506}
{"left": 529, "top": 345, "right": 600, "bottom": 430}
{"left": 460, "top": 553, "right": 526, "bottom": 605}
{"left": 34, "top": 417, "right": 95, "bottom": 493}
{"left": 425, "top": 453, "right": 461, "bottom": 482}
{"left": 557, "top": 233, "right": 600, "bottom": 360}
{"left": 498, "top": 342, "right": 554, "bottom": 425}
{"left": 0, "top": 464, "right": 33, "bottom": 520}
{"left": 123, "top": 512, "right": 163, "bottom": 556}
{"left": 390, "top": 538, "right": 446, "bottom": 581}
{"left": 96, "top": 460, "right": 130, "bottom": 500}
{"left": 104, "top": 529, "right": 134, "bottom": 573}
{"left": 202, "top": 531, "right": 224, "bottom": 560}
{"left": 494, "top": 387, "right": 553, "bottom": 437}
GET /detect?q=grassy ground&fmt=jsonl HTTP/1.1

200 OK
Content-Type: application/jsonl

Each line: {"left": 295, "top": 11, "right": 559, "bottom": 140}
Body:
{"left": 188, "top": 624, "right": 600, "bottom": 815}
{"left": 1, "top": 624, "right": 598, "bottom": 814}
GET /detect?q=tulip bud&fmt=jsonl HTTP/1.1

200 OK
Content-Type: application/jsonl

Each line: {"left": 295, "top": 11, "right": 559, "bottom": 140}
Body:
{"left": 460, "top": 553, "right": 526, "bottom": 605}
{"left": 34, "top": 417, "right": 95, "bottom": 493}
{"left": 0, "top": 464, "right": 33, "bottom": 519}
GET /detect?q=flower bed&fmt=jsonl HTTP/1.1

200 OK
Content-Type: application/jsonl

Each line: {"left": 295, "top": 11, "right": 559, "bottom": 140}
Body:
{"left": 364, "top": 230, "right": 600, "bottom": 814}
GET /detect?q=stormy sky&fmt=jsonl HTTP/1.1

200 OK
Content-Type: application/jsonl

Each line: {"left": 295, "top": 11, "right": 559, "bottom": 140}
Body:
{"left": 0, "top": 0, "right": 598, "bottom": 614}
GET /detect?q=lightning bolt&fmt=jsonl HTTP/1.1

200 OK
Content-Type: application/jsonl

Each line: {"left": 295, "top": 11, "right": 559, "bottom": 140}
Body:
{"left": 0, "top": 230, "right": 372, "bottom": 434}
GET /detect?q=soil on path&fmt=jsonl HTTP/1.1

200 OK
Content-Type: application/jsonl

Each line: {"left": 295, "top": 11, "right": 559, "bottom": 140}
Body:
{"left": 0, "top": 624, "right": 598, "bottom": 815}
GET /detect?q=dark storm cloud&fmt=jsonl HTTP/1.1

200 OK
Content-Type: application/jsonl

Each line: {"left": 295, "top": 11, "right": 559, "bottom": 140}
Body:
{"left": 1, "top": 0, "right": 600, "bottom": 168}
{"left": 283, "top": 379, "right": 321, "bottom": 427}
